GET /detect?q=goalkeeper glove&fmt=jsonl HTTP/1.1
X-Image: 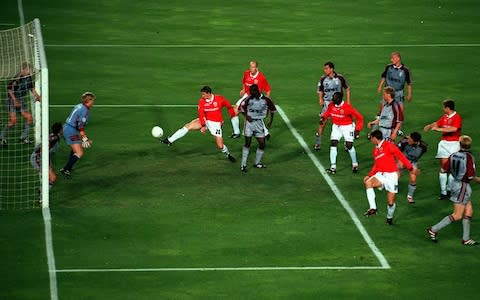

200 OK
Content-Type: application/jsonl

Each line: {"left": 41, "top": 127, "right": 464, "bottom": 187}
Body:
{"left": 81, "top": 136, "right": 91, "bottom": 148}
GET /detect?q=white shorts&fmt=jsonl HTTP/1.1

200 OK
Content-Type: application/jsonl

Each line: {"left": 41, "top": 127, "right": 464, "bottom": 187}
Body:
{"left": 206, "top": 120, "right": 223, "bottom": 137}
{"left": 436, "top": 140, "right": 460, "bottom": 159}
{"left": 373, "top": 171, "right": 399, "bottom": 193}
{"left": 330, "top": 123, "right": 355, "bottom": 142}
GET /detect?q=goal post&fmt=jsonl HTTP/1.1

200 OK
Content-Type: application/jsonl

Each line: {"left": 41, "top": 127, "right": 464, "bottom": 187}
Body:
{"left": 0, "top": 19, "right": 49, "bottom": 209}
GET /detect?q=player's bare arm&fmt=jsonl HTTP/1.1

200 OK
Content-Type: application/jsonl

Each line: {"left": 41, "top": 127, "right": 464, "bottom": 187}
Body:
{"left": 266, "top": 112, "right": 274, "bottom": 128}
{"left": 32, "top": 89, "right": 41, "bottom": 101}
{"left": 390, "top": 122, "right": 402, "bottom": 140}
{"left": 345, "top": 88, "right": 351, "bottom": 104}
{"left": 423, "top": 122, "right": 437, "bottom": 132}
{"left": 318, "top": 91, "right": 324, "bottom": 106}
{"left": 367, "top": 118, "right": 379, "bottom": 129}
{"left": 377, "top": 78, "right": 385, "bottom": 94}
{"left": 406, "top": 84, "right": 412, "bottom": 102}
{"left": 433, "top": 126, "right": 458, "bottom": 133}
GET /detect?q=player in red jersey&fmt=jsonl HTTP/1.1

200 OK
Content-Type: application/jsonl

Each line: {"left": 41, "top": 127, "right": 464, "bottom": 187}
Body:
{"left": 363, "top": 129, "right": 417, "bottom": 225}
{"left": 423, "top": 99, "right": 462, "bottom": 200}
{"left": 321, "top": 92, "right": 363, "bottom": 174}
{"left": 230, "top": 61, "right": 271, "bottom": 139}
{"left": 161, "top": 86, "right": 236, "bottom": 162}
{"left": 314, "top": 62, "right": 351, "bottom": 150}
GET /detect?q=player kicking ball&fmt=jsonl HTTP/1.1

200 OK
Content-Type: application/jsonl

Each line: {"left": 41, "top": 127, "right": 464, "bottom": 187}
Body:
{"left": 160, "top": 86, "right": 236, "bottom": 163}
{"left": 238, "top": 84, "right": 276, "bottom": 172}
{"left": 363, "top": 129, "right": 417, "bottom": 225}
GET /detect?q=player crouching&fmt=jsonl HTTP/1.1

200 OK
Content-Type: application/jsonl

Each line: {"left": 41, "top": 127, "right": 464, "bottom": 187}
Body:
{"left": 31, "top": 122, "right": 63, "bottom": 193}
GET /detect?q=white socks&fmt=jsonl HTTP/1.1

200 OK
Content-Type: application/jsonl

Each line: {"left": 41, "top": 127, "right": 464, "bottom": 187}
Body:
{"left": 439, "top": 172, "right": 448, "bottom": 195}
{"left": 231, "top": 116, "right": 240, "bottom": 135}
{"left": 169, "top": 127, "right": 188, "bottom": 143}
{"left": 366, "top": 188, "right": 376, "bottom": 210}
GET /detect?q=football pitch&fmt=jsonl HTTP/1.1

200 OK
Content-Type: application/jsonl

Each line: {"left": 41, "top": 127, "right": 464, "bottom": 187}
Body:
{"left": 2, "top": 0, "right": 480, "bottom": 299}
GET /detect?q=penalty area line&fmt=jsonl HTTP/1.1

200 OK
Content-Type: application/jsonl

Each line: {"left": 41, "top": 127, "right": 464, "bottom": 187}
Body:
{"left": 275, "top": 105, "right": 391, "bottom": 269}
{"left": 45, "top": 43, "right": 480, "bottom": 48}
{"left": 56, "top": 266, "right": 388, "bottom": 273}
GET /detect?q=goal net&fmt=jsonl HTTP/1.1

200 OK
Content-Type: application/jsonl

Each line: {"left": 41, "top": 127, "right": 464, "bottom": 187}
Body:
{"left": 0, "top": 19, "right": 49, "bottom": 209}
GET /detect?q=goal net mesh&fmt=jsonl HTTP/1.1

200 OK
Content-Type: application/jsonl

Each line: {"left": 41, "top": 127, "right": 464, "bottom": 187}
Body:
{"left": 0, "top": 20, "right": 47, "bottom": 209}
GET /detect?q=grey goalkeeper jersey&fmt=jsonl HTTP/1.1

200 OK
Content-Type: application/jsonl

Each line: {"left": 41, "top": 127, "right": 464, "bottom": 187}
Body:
{"left": 240, "top": 94, "right": 276, "bottom": 120}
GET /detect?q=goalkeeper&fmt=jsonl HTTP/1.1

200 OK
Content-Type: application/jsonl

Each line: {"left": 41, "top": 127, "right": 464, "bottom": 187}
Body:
{"left": 60, "top": 92, "right": 95, "bottom": 177}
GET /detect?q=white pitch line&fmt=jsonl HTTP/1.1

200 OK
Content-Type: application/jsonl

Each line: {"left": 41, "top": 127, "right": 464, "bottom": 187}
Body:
{"left": 42, "top": 208, "right": 59, "bottom": 300}
{"left": 56, "top": 266, "right": 387, "bottom": 273}
{"left": 49, "top": 104, "right": 196, "bottom": 108}
{"left": 275, "top": 105, "right": 391, "bottom": 269}
{"left": 51, "top": 104, "right": 389, "bottom": 274}
{"left": 45, "top": 43, "right": 480, "bottom": 48}
{"left": 0, "top": 23, "right": 16, "bottom": 26}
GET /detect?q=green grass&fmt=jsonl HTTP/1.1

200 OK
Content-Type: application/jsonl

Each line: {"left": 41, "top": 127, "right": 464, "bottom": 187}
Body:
{"left": 2, "top": 0, "right": 480, "bottom": 299}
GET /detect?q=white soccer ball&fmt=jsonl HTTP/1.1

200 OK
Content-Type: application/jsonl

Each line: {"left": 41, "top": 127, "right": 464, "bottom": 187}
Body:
{"left": 151, "top": 126, "right": 164, "bottom": 138}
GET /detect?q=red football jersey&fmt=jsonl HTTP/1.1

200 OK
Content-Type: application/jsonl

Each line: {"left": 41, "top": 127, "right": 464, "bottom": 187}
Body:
{"left": 242, "top": 71, "right": 271, "bottom": 95}
{"left": 197, "top": 94, "right": 235, "bottom": 126}
{"left": 436, "top": 111, "right": 462, "bottom": 141}
{"left": 322, "top": 101, "right": 363, "bottom": 131}
{"left": 368, "top": 139, "right": 413, "bottom": 177}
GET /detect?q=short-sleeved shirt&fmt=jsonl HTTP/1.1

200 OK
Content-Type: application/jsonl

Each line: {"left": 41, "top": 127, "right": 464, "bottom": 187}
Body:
{"left": 381, "top": 64, "right": 412, "bottom": 92}
{"left": 8, "top": 72, "right": 34, "bottom": 99}
{"left": 65, "top": 103, "right": 90, "bottom": 131}
{"left": 239, "top": 94, "right": 276, "bottom": 120}
{"left": 368, "top": 139, "right": 412, "bottom": 177}
{"left": 379, "top": 100, "right": 403, "bottom": 129}
{"left": 317, "top": 73, "right": 349, "bottom": 102}
{"left": 436, "top": 111, "right": 462, "bottom": 141}
{"left": 242, "top": 71, "right": 271, "bottom": 95}
{"left": 443, "top": 150, "right": 476, "bottom": 183}
{"left": 322, "top": 101, "right": 363, "bottom": 131}
{"left": 197, "top": 94, "right": 235, "bottom": 126}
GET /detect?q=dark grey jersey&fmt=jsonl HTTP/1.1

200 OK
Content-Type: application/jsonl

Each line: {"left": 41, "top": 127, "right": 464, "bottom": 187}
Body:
{"left": 317, "top": 73, "right": 349, "bottom": 102}
{"left": 398, "top": 138, "right": 427, "bottom": 163}
{"left": 381, "top": 64, "right": 412, "bottom": 92}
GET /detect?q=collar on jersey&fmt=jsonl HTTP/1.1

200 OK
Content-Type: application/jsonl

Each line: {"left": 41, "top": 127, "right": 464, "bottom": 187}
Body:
{"left": 205, "top": 94, "right": 214, "bottom": 103}
{"left": 446, "top": 111, "right": 457, "bottom": 118}
{"left": 376, "top": 139, "right": 386, "bottom": 148}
